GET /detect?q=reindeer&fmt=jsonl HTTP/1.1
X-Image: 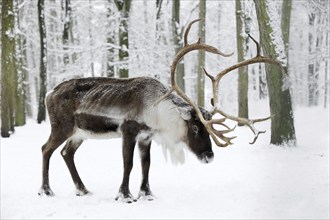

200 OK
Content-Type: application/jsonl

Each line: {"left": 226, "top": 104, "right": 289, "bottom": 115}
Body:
{"left": 38, "top": 19, "right": 280, "bottom": 203}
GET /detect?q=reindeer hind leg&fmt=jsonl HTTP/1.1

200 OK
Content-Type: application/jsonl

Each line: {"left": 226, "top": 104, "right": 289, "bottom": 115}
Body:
{"left": 61, "top": 138, "right": 89, "bottom": 196}
{"left": 39, "top": 132, "right": 68, "bottom": 196}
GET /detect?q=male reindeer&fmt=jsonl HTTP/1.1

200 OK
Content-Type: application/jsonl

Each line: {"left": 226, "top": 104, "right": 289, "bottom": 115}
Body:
{"left": 38, "top": 19, "right": 280, "bottom": 203}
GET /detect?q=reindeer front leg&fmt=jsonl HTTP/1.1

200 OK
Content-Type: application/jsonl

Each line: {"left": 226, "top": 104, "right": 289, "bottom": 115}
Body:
{"left": 116, "top": 121, "right": 138, "bottom": 203}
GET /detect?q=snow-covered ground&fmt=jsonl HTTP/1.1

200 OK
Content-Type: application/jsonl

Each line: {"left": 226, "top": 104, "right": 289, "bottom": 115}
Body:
{"left": 1, "top": 106, "right": 329, "bottom": 219}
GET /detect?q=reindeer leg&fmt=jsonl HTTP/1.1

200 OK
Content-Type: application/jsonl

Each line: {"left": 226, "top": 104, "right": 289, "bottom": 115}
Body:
{"left": 116, "top": 136, "right": 136, "bottom": 203}
{"left": 39, "top": 133, "right": 67, "bottom": 196}
{"left": 61, "top": 138, "right": 89, "bottom": 196}
{"left": 138, "top": 140, "right": 154, "bottom": 201}
{"left": 115, "top": 121, "right": 138, "bottom": 203}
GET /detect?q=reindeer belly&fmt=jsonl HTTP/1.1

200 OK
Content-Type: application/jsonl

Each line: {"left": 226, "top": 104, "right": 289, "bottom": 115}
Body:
{"left": 73, "top": 113, "right": 121, "bottom": 139}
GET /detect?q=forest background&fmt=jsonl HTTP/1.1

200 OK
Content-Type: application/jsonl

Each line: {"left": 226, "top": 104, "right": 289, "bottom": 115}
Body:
{"left": 0, "top": 0, "right": 329, "bottom": 146}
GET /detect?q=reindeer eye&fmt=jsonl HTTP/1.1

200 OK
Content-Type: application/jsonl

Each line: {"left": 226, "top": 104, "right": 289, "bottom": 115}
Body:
{"left": 192, "top": 125, "right": 199, "bottom": 134}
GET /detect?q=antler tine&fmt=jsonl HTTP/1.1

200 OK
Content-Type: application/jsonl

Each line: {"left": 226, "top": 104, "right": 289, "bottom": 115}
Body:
{"left": 208, "top": 130, "right": 235, "bottom": 147}
{"left": 248, "top": 34, "right": 261, "bottom": 56}
{"left": 184, "top": 19, "right": 201, "bottom": 46}
{"left": 214, "top": 107, "right": 272, "bottom": 144}
{"left": 249, "top": 129, "right": 266, "bottom": 145}
{"left": 247, "top": 115, "right": 272, "bottom": 144}
{"left": 202, "top": 67, "right": 215, "bottom": 81}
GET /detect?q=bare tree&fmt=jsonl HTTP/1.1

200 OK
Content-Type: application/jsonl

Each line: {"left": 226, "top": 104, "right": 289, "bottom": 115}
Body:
{"left": 63, "top": 0, "right": 72, "bottom": 65}
{"left": 172, "top": 0, "right": 185, "bottom": 91}
{"left": 106, "top": 0, "right": 116, "bottom": 77}
{"left": 1, "top": 0, "right": 15, "bottom": 137}
{"left": 236, "top": 0, "right": 249, "bottom": 124}
{"left": 14, "top": 0, "right": 25, "bottom": 126}
{"left": 37, "top": 0, "right": 47, "bottom": 123}
{"left": 197, "top": 0, "right": 206, "bottom": 106}
{"left": 254, "top": 0, "right": 296, "bottom": 146}
{"left": 114, "top": 0, "right": 131, "bottom": 78}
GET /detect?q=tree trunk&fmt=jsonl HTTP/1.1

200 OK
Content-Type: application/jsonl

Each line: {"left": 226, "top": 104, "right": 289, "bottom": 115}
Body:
{"left": 254, "top": 0, "right": 296, "bottom": 146}
{"left": 236, "top": 0, "right": 249, "bottom": 125}
{"left": 106, "top": 0, "right": 115, "bottom": 77}
{"left": 21, "top": 37, "right": 32, "bottom": 118}
{"left": 37, "top": 0, "right": 47, "bottom": 124}
{"left": 308, "top": 11, "right": 317, "bottom": 106}
{"left": 281, "top": 0, "right": 291, "bottom": 57}
{"left": 325, "top": 32, "right": 329, "bottom": 108}
{"left": 172, "top": 0, "right": 185, "bottom": 92}
{"left": 1, "top": 0, "right": 15, "bottom": 137}
{"left": 258, "top": 63, "right": 267, "bottom": 99}
{"left": 14, "top": 0, "right": 25, "bottom": 126}
{"left": 197, "top": 0, "right": 206, "bottom": 106}
{"left": 115, "top": 0, "right": 131, "bottom": 78}
{"left": 88, "top": 0, "right": 94, "bottom": 76}
{"left": 63, "top": 0, "right": 71, "bottom": 65}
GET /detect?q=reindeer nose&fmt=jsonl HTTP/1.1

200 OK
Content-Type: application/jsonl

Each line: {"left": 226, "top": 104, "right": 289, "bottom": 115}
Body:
{"left": 201, "top": 151, "right": 214, "bottom": 164}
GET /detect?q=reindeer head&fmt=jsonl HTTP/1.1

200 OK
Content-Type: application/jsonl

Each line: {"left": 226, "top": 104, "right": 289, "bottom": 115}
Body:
{"left": 178, "top": 106, "right": 213, "bottom": 163}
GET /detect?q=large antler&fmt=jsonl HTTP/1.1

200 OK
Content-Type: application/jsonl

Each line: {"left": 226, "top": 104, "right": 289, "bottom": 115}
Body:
{"left": 154, "top": 19, "right": 281, "bottom": 147}
{"left": 203, "top": 34, "right": 282, "bottom": 145}
{"left": 154, "top": 19, "right": 233, "bottom": 106}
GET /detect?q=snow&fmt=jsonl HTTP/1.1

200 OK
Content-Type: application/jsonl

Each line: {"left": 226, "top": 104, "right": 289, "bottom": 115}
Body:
{"left": 1, "top": 106, "right": 329, "bottom": 219}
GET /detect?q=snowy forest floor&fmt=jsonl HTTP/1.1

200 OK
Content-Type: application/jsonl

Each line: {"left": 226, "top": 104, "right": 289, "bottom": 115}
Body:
{"left": 1, "top": 106, "right": 329, "bottom": 219}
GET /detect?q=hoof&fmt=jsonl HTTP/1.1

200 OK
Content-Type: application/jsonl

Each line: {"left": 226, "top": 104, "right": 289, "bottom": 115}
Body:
{"left": 115, "top": 192, "right": 137, "bottom": 203}
{"left": 76, "top": 188, "right": 90, "bottom": 196}
{"left": 38, "top": 188, "right": 55, "bottom": 197}
{"left": 138, "top": 190, "right": 155, "bottom": 201}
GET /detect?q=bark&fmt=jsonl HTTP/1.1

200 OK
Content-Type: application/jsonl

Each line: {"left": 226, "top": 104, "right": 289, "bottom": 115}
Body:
{"left": 88, "top": 0, "right": 94, "bottom": 76}
{"left": 106, "top": 0, "right": 115, "bottom": 77}
{"left": 115, "top": 0, "right": 131, "bottom": 78}
{"left": 325, "top": 32, "right": 329, "bottom": 108}
{"left": 236, "top": 0, "right": 249, "bottom": 125}
{"left": 281, "top": 0, "right": 291, "bottom": 57}
{"left": 172, "top": 0, "right": 185, "bottom": 92}
{"left": 37, "top": 0, "right": 47, "bottom": 123}
{"left": 63, "top": 0, "right": 71, "bottom": 65}
{"left": 197, "top": 0, "right": 206, "bottom": 106}
{"left": 14, "top": 0, "right": 25, "bottom": 126}
{"left": 1, "top": 0, "right": 15, "bottom": 137}
{"left": 21, "top": 37, "right": 32, "bottom": 117}
{"left": 254, "top": 0, "right": 296, "bottom": 146}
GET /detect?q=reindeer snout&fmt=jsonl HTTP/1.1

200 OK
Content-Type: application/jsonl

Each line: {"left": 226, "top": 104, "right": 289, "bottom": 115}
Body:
{"left": 200, "top": 151, "right": 214, "bottom": 164}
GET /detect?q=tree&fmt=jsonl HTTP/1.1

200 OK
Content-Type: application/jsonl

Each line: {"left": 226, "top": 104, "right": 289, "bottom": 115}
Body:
{"left": 63, "top": 0, "right": 72, "bottom": 65}
{"left": 281, "top": 0, "right": 291, "bottom": 58}
{"left": 88, "top": 0, "right": 95, "bottom": 76}
{"left": 235, "top": 0, "right": 249, "bottom": 124}
{"left": 197, "top": 0, "right": 206, "bottom": 106}
{"left": 14, "top": 0, "right": 25, "bottom": 126}
{"left": 307, "top": 0, "right": 328, "bottom": 107}
{"left": 114, "top": 0, "right": 131, "bottom": 78}
{"left": 1, "top": 0, "right": 15, "bottom": 137}
{"left": 254, "top": 0, "right": 296, "bottom": 146}
{"left": 106, "top": 0, "right": 116, "bottom": 77}
{"left": 172, "top": 0, "right": 185, "bottom": 92}
{"left": 37, "top": 0, "right": 47, "bottom": 123}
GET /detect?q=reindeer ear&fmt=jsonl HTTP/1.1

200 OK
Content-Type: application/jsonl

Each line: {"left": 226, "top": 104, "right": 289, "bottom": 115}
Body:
{"left": 176, "top": 107, "right": 192, "bottom": 121}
